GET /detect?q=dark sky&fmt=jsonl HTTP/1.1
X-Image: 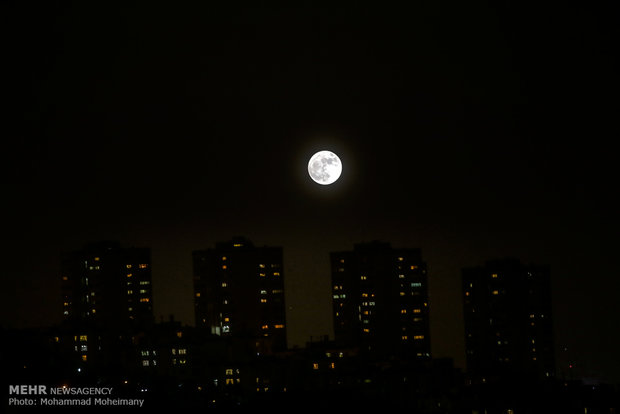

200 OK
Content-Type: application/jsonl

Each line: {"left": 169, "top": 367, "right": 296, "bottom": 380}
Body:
{"left": 2, "top": 1, "right": 618, "bottom": 383}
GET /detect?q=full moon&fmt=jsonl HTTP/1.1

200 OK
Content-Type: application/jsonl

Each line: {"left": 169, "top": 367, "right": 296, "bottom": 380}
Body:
{"left": 308, "top": 150, "right": 342, "bottom": 185}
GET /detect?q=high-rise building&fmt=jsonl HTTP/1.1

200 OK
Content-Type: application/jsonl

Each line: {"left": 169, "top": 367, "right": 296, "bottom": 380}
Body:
{"left": 330, "top": 241, "right": 431, "bottom": 359}
{"left": 462, "top": 258, "right": 554, "bottom": 380}
{"left": 193, "top": 237, "right": 287, "bottom": 352}
{"left": 61, "top": 241, "right": 154, "bottom": 329}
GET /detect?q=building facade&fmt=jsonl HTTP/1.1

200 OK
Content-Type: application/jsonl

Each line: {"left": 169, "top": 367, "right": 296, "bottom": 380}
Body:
{"left": 462, "top": 258, "right": 554, "bottom": 380}
{"left": 193, "top": 237, "right": 287, "bottom": 352}
{"left": 330, "top": 241, "right": 431, "bottom": 359}
{"left": 61, "top": 241, "right": 153, "bottom": 330}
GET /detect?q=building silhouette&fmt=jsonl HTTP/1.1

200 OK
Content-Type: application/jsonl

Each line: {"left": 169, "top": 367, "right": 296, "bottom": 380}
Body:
{"left": 192, "top": 237, "right": 287, "bottom": 353}
{"left": 462, "top": 258, "right": 555, "bottom": 381}
{"left": 330, "top": 241, "right": 431, "bottom": 359}
{"left": 61, "top": 241, "right": 154, "bottom": 329}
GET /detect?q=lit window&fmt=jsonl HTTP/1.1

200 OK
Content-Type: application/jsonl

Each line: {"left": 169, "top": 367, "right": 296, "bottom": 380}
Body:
{"left": 128, "top": 307, "right": 133, "bottom": 312}
{"left": 259, "top": 273, "right": 266, "bottom": 277}
{"left": 82, "top": 355, "right": 87, "bottom": 362}
{"left": 176, "top": 331, "right": 182, "bottom": 338}
{"left": 222, "top": 256, "right": 227, "bottom": 261}
{"left": 62, "top": 276, "right": 68, "bottom": 281}
{"left": 234, "top": 243, "right": 243, "bottom": 247}
{"left": 410, "top": 265, "right": 418, "bottom": 270}
{"left": 360, "top": 276, "right": 367, "bottom": 280}
{"left": 127, "top": 290, "right": 133, "bottom": 295}
{"left": 139, "top": 264, "right": 148, "bottom": 269}
{"left": 413, "top": 309, "right": 421, "bottom": 314}
{"left": 222, "top": 265, "right": 227, "bottom": 270}
{"left": 222, "top": 282, "right": 228, "bottom": 288}
{"left": 224, "top": 317, "right": 230, "bottom": 322}
{"left": 312, "top": 363, "right": 319, "bottom": 370}
{"left": 361, "top": 293, "right": 368, "bottom": 297}
{"left": 492, "top": 290, "right": 499, "bottom": 295}
{"left": 195, "top": 292, "right": 201, "bottom": 298}
{"left": 363, "top": 328, "right": 370, "bottom": 333}
{"left": 178, "top": 349, "right": 187, "bottom": 355}
{"left": 140, "top": 298, "right": 150, "bottom": 303}
{"left": 126, "top": 264, "right": 132, "bottom": 269}
{"left": 261, "top": 325, "right": 269, "bottom": 330}
{"left": 172, "top": 349, "right": 177, "bottom": 355}
{"left": 79, "top": 335, "right": 87, "bottom": 341}
{"left": 274, "top": 324, "right": 284, "bottom": 329}
{"left": 492, "top": 273, "right": 498, "bottom": 278}
{"left": 273, "top": 272, "right": 280, "bottom": 276}
{"left": 397, "top": 257, "right": 404, "bottom": 261}
{"left": 414, "top": 335, "right": 424, "bottom": 340}
{"left": 330, "top": 362, "right": 335, "bottom": 369}
{"left": 402, "top": 335, "right": 408, "bottom": 340}
{"left": 260, "top": 298, "right": 267, "bottom": 303}
{"left": 399, "top": 292, "right": 405, "bottom": 296}
{"left": 81, "top": 345, "right": 88, "bottom": 351}
{"left": 340, "top": 259, "right": 345, "bottom": 263}
{"left": 142, "top": 360, "right": 150, "bottom": 367}
{"left": 401, "top": 309, "right": 407, "bottom": 314}
{"left": 259, "top": 264, "right": 265, "bottom": 268}
{"left": 272, "top": 289, "right": 283, "bottom": 294}
{"left": 127, "top": 273, "right": 133, "bottom": 278}
{"left": 465, "top": 291, "right": 470, "bottom": 296}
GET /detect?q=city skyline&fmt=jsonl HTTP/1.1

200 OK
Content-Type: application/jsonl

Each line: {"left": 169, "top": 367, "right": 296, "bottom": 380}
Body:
{"left": 2, "top": 0, "right": 618, "bottom": 394}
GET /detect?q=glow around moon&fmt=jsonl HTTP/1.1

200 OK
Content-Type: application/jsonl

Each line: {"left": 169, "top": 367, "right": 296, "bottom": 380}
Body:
{"left": 308, "top": 151, "right": 342, "bottom": 185}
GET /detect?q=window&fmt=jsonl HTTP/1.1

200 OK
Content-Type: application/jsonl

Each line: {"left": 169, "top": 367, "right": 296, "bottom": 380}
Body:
{"left": 221, "top": 282, "right": 228, "bottom": 288}
{"left": 312, "top": 363, "right": 319, "bottom": 370}
{"left": 142, "top": 360, "right": 150, "bottom": 367}
{"left": 492, "top": 290, "right": 499, "bottom": 295}
{"left": 402, "top": 335, "right": 408, "bottom": 340}
{"left": 360, "top": 275, "right": 367, "bottom": 280}
{"left": 411, "top": 282, "right": 422, "bottom": 288}
{"left": 127, "top": 273, "right": 133, "bottom": 278}
{"left": 127, "top": 290, "right": 133, "bottom": 295}
{"left": 79, "top": 335, "right": 88, "bottom": 341}
{"left": 413, "top": 309, "right": 421, "bottom": 314}
{"left": 140, "top": 298, "right": 150, "bottom": 303}
{"left": 397, "top": 257, "right": 404, "bottom": 261}
{"left": 195, "top": 292, "right": 201, "bottom": 298}
{"left": 414, "top": 335, "right": 424, "bottom": 340}
{"left": 222, "top": 256, "right": 227, "bottom": 261}
{"left": 222, "top": 265, "right": 227, "bottom": 270}
{"left": 178, "top": 349, "right": 187, "bottom": 355}
{"left": 176, "top": 331, "right": 182, "bottom": 338}
{"left": 274, "top": 324, "right": 284, "bottom": 329}
{"left": 259, "top": 264, "right": 265, "bottom": 268}
{"left": 410, "top": 265, "right": 418, "bottom": 270}
{"left": 492, "top": 273, "right": 498, "bottom": 279}
{"left": 261, "top": 325, "right": 269, "bottom": 330}
{"left": 273, "top": 272, "right": 280, "bottom": 276}
{"left": 82, "top": 355, "right": 87, "bottom": 362}
{"left": 126, "top": 264, "right": 132, "bottom": 269}
{"left": 401, "top": 309, "right": 407, "bottom": 314}
{"left": 139, "top": 264, "right": 148, "bottom": 269}
{"left": 260, "top": 298, "right": 267, "bottom": 303}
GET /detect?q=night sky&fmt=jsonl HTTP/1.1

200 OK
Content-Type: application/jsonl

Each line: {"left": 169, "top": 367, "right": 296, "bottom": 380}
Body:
{"left": 2, "top": 2, "right": 618, "bottom": 384}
